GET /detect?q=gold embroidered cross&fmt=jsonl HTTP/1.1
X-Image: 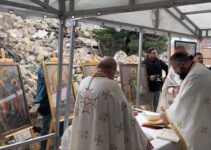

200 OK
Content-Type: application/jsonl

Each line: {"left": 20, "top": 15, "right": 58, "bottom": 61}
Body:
{"left": 80, "top": 88, "right": 98, "bottom": 115}
{"left": 203, "top": 97, "right": 210, "bottom": 104}
{"left": 81, "top": 130, "right": 88, "bottom": 139}
{"left": 200, "top": 127, "right": 208, "bottom": 134}
{"left": 94, "top": 135, "right": 104, "bottom": 145}
{"left": 177, "top": 121, "right": 183, "bottom": 129}
{"left": 109, "top": 144, "right": 117, "bottom": 150}
{"left": 115, "top": 123, "right": 124, "bottom": 134}
{"left": 102, "top": 90, "right": 112, "bottom": 100}
{"left": 99, "top": 112, "right": 108, "bottom": 121}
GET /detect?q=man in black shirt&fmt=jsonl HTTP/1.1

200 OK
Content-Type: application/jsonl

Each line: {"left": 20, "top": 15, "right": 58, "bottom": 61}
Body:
{"left": 142, "top": 48, "right": 168, "bottom": 111}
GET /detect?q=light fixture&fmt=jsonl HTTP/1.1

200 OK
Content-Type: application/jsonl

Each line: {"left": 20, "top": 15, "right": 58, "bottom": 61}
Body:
{"left": 97, "top": 12, "right": 101, "bottom": 16}
{"left": 71, "top": 16, "right": 75, "bottom": 19}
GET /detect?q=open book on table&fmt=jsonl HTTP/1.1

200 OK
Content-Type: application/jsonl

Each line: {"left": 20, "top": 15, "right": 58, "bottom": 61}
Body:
{"left": 157, "top": 128, "right": 180, "bottom": 142}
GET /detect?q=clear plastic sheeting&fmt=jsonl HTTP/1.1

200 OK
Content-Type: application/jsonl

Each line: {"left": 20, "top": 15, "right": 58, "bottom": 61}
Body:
{"left": 135, "top": 0, "right": 168, "bottom": 4}
{"left": 94, "top": 8, "right": 196, "bottom": 37}
{"left": 74, "top": 0, "right": 129, "bottom": 11}
{"left": 187, "top": 13, "right": 211, "bottom": 29}
{"left": 178, "top": 3, "right": 211, "bottom": 13}
{"left": 159, "top": 9, "right": 194, "bottom": 35}
{"left": 6, "top": 0, "right": 42, "bottom": 7}
{"left": 48, "top": 0, "right": 59, "bottom": 10}
{"left": 96, "top": 10, "right": 154, "bottom": 28}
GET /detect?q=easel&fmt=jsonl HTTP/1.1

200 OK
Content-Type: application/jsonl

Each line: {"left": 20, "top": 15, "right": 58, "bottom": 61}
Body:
{"left": 89, "top": 54, "right": 99, "bottom": 63}
{"left": 50, "top": 51, "right": 58, "bottom": 62}
{"left": 46, "top": 52, "right": 73, "bottom": 150}
{"left": 0, "top": 48, "right": 39, "bottom": 150}
{"left": 0, "top": 48, "right": 13, "bottom": 63}
{"left": 0, "top": 126, "right": 39, "bottom": 150}
{"left": 81, "top": 54, "right": 99, "bottom": 77}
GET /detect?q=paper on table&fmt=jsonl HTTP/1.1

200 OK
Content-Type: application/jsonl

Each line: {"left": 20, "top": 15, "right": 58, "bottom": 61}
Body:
{"left": 157, "top": 129, "right": 180, "bottom": 142}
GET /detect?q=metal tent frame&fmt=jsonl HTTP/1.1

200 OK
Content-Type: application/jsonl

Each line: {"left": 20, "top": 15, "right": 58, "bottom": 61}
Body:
{"left": 0, "top": 0, "right": 211, "bottom": 149}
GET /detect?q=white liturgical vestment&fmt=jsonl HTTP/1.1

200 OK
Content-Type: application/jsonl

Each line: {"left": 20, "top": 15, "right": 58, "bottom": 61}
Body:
{"left": 167, "top": 63, "right": 211, "bottom": 150}
{"left": 62, "top": 76, "right": 148, "bottom": 150}
{"left": 157, "top": 67, "right": 181, "bottom": 113}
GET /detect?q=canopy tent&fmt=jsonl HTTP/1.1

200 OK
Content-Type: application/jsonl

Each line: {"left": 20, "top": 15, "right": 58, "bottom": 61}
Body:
{"left": 0, "top": 0, "right": 211, "bottom": 150}
{"left": 88, "top": 3, "right": 211, "bottom": 39}
{"left": 0, "top": 0, "right": 211, "bottom": 38}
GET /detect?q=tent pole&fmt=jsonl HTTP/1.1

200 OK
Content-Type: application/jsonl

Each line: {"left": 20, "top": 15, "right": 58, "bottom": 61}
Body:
{"left": 197, "top": 40, "right": 201, "bottom": 52}
{"left": 136, "top": 29, "right": 143, "bottom": 108}
{"left": 54, "top": 18, "right": 65, "bottom": 150}
{"left": 64, "top": 20, "right": 76, "bottom": 131}
{"left": 168, "top": 33, "right": 172, "bottom": 69}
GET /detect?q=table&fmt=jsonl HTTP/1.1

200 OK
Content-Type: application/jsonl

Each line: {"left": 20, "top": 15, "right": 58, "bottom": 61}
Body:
{"left": 135, "top": 110, "right": 182, "bottom": 150}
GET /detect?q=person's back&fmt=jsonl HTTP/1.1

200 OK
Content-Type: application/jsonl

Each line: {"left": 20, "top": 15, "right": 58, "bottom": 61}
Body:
{"left": 62, "top": 57, "right": 152, "bottom": 150}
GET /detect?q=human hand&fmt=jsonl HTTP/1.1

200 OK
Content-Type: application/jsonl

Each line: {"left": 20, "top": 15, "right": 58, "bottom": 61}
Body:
{"left": 173, "top": 86, "right": 180, "bottom": 95}
{"left": 149, "top": 75, "right": 156, "bottom": 81}
{"left": 160, "top": 112, "right": 168, "bottom": 123}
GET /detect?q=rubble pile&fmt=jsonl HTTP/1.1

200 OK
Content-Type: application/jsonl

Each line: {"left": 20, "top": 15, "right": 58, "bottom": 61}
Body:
{"left": 0, "top": 13, "right": 102, "bottom": 108}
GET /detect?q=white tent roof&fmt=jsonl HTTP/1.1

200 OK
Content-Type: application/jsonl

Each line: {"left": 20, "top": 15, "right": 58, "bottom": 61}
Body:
{"left": 0, "top": 0, "right": 211, "bottom": 38}
{"left": 88, "top": 2, "right": 211, "bottom": 38}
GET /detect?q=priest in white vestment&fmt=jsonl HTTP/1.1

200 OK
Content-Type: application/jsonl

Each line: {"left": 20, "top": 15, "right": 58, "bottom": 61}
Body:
{"left": 166, "top": 53, "right": 211, "bottom": 150}
{"left": 157, "top": 46, "right": 187, "bottom": 113}
{"left": 62, "top": 57, "right": 152, "bottom": 150}
{"left": 156, "top": 67, "right": 181, "bottom": 113}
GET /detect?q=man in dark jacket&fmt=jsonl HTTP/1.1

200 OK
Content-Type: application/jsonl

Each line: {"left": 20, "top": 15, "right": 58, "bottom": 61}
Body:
{"left": 142, "top": 48, "right": 168, "bottom": 111}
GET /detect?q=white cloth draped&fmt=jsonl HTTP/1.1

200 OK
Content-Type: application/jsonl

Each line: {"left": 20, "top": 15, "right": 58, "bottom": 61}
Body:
{"left": 167, "top": 63, "right": 211, "bottom": 150}
{"left": 157, "top": 67, "right": 181, "bottom": 113}
{"left": 62, "top": 76, "right": 148, "bottom": 150}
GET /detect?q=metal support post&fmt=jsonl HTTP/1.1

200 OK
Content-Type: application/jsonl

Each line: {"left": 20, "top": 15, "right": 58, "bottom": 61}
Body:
{"left": 136, "top": 29, "right": 143, "bottom": 108}
{"left": 197, "top": 39, "right": 201, "bottom": 52}
{"left": 64, "top": 20, "right": 76, "bottom": 131}
{"left": 54, "top": 18, "right": 65, "bottom": 150}
{"left": 168, "top": 33, "right": 172, "bottom": 69}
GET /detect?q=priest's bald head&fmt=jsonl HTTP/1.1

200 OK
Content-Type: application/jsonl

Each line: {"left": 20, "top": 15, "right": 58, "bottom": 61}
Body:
{"left": 96, "top": 56, "right": 117, "bottom": 80}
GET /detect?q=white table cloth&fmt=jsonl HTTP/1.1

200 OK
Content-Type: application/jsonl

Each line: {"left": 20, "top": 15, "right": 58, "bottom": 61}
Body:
{"left": 135, "top": 110, "right": 182, "bottom": 150}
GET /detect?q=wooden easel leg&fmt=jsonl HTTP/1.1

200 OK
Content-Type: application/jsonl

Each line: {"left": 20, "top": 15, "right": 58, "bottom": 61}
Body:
{"left": 29, "top": 128, "right": 39, "bottom": 150}
{"left": 0, "top": 138, "right": 5, "bottom": 146}
{"left": 46, "top": 120, "right": 54, "bottom": 150}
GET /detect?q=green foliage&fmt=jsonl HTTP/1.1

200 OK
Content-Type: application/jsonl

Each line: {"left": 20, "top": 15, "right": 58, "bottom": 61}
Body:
{"left": 143, "top": 33, "right": 168, "bottom": 54}
{"left": 93, "top": 27, "right": 127, "bottom": 56}
{"left": 93, "top": 27, "right": 168, "bottom": 56}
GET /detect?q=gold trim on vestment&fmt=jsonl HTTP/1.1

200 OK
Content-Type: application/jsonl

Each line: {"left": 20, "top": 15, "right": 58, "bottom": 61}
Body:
{"left": 165, "top": 111, "right": 187, "bottom": 150}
